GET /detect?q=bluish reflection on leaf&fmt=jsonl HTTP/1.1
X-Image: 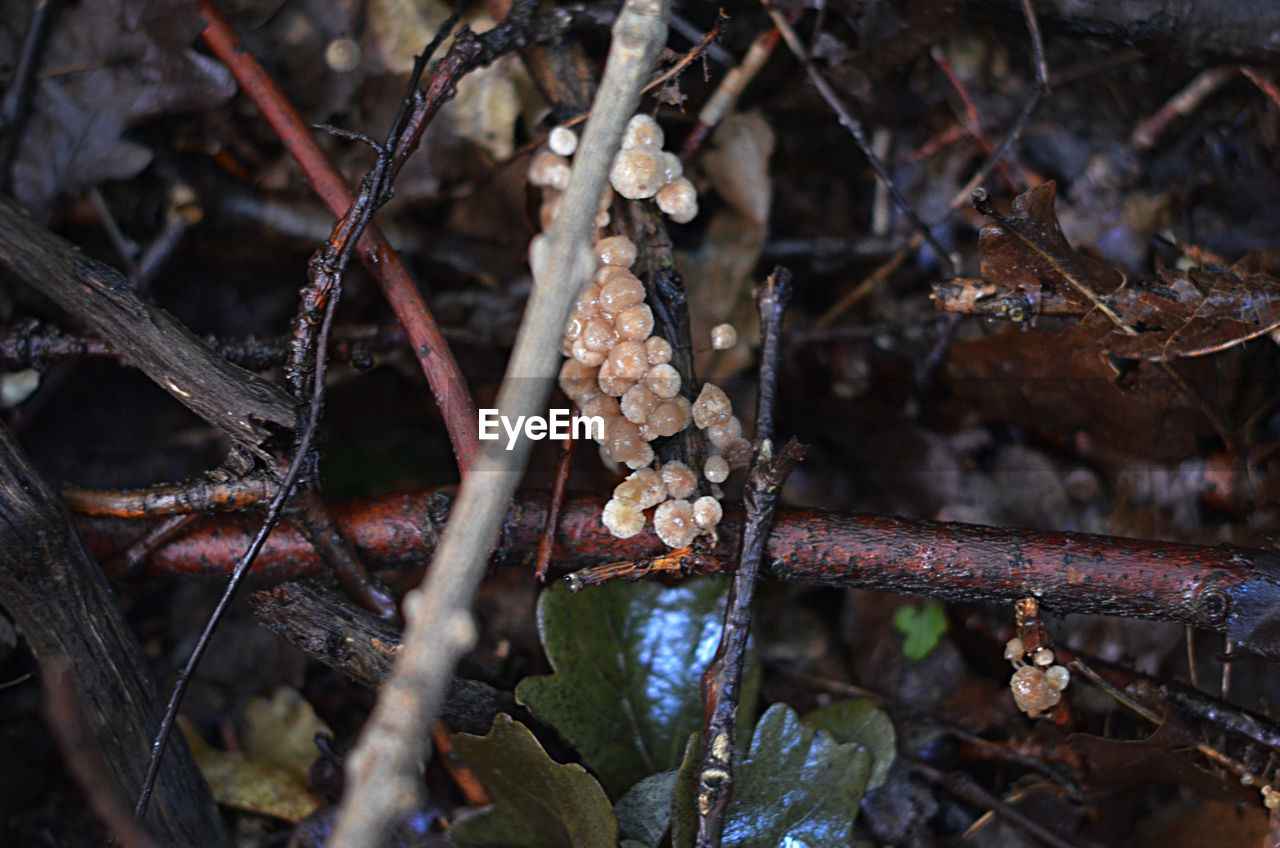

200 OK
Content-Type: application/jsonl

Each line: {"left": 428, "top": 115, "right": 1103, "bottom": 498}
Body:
{"left": 517, "top": 577, "right": 755, "bottom": 799}
{"left": 672, "top": 705, "right": 872, "bottom": 848}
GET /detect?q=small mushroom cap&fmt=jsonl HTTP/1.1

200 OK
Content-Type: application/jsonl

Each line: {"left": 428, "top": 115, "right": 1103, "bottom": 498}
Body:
{"left": 654, "top": 499, "right": 697, "bottom": 548}
{"left": 1045, "top": 665, "right": 1070, "bottom": 692}
{"left": 615, "top": 303, "right": 654, "bottom": 341}
{"left": 580, "top": 395, "right": 620, "bottom": 426}
{"left": 605, "top": 416, "right": 645, "bottom": 464}
{"left": 604, "top": 340, "right": 648, "bottom": 381}
{"left": 1003, "top": 638, "right": 1025, "bottom": 662}
{"left": 645, "top": 336, "right": 673, "bottom": 365}
{"left": 647, "top": 399, "right": 687, "bottom": 437}
{"left": 558, "top": 358, "right": 598, "bottom": 401}
{"left": 693, "top": 495, "right": 723, "bottom": 529}
{"left": 594, "top": 235, "right": 637, "bottom": 268}
{"left": 656, "top": 177, "right": 698, "bottom": 224}
{"left": 704, "top": 455, "right": 729, "bottom": 483}
{"left": 583, "top": 316, "right": 619, "bottom": 352}
{"left": 602, "top": 497, "right": 645, "bottom": 538}
{"left": 1010, "top": 666, "right": 1060, "bottom": 717}
{"left": 661, "top": 461, "right": 697, "bottom": 499}
{"left": 548, "top": 125, "right": 578, "bottom": 157}
{"left": 705, "top": 416, "right": 742, "bottom": 447}
{"left": 528, "top": 150, "right": 572, "bottom": 189}
{"left": 610, "top": 147, "right": 664, "bottom": 200}
{"left": 571, "top": 336, "right": 606, "bottom": 367}
{"left": 710, "top": 323, "right": 738, "bottom": 350}
{"left": 644, "top": 363, "right": 682, "bottom": 399}
{"left": 615, "top": 468, "right": 666, "bottom": 508}
{"left": 692, "top": 383, "right": 733, "bottom": 429}
{"left": 622, "top": 113, "right": 664, "bottom": 150}
{"left": 620, "top": 384, "right": 659, "bottom": 424}
{"left": 599, "top": 269, "right": 646, "bottom": 314}
{"left": 623, "top": 443, "right": 655, "bottom": 469}
{"left": 660, "top": 151, "right": 683, "bottom": 184}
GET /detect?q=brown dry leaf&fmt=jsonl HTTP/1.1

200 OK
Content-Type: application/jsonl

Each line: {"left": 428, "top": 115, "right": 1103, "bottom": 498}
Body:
{"left": 940, "top": 321, "right": 1238, "bottom": 462}
{"left": 933, "top": 182, "right": 1280, "bottom": 362}
{"left": 4, "top": 0, "right": 235, "bottom": 220}
{"left": 1067, "top": 711, "right": 1241, "bottom": 802}
{"left": 1104, "top": 251, "right": 1280, "bottom": 360}
{"left": 179, "top": 687, "right": 329, "bottom": 822}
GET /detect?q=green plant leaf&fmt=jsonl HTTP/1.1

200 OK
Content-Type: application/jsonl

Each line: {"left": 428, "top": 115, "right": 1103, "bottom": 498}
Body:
{"left": 892, "top": 599, "right": 948, "bottom": 660}
{"left": 615, "top": 770, "right": 679, "bottom": 848}
{"left": 671, "top": 704, "right": 873, "bottom": 847}
{"left": 517, "top": 577, "right": 751, "bottom": 799}
{"left": 803, "top": 699, "right": 895, "bottom": 790}
{"left": 449, "top": 714, "right": 617, "bottom": 848}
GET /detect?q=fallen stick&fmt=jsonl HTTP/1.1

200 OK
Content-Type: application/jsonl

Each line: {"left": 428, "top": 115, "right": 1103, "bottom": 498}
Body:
{"left": 78, "top": 488, "right": 1280, "bottom": 661}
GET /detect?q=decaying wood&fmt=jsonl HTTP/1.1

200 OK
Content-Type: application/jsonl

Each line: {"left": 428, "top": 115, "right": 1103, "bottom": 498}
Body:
{"left": 0, "top": 424, "right": 228, "bottom": 846}
{"left": 0, "top": 196, "right": 295, "bottom": 448}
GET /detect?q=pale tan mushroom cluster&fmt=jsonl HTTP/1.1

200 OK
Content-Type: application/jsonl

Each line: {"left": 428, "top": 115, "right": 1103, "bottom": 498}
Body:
{"left": 1004, "top": 638, "right": 1070, "bottom": 718}
{"left": 530, "top": 116, "right": 744, "bottom": 548}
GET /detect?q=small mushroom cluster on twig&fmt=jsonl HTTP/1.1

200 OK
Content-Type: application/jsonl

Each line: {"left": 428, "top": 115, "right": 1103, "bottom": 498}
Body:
{"left": 530, "top": 115, "right": 750, "bottom": 548}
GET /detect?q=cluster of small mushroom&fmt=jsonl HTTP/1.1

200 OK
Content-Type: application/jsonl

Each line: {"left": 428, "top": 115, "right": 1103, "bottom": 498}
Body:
{"left": 527, "top": 114, "right": 699, "bottom": 231}
{"left": 556, "top": 235, "right": 752, "bottom": 547}
{"left": 531, "top": 115, "right": 747, "bottom": 549}
{"left": 1004, "top": 638, "right": 1070, "bottom": 718}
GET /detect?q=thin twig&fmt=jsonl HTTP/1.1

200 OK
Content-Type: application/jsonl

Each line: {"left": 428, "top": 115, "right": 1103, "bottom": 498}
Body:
{"left": 679, "top": 25, "right": 781, "bottom": 162}
{"left": 133, "top": 29, "right": 439, "bottom": 820}
{"left": 695, "top": 268, "right": 802, "bottom": 847}
{"left": 761, "top": 3, "right": 957, "bottom": 277}
{"left": 535, "top": 411, "right": 578, "bottom": 582}
{"left": 913, "top": 762, "right": 1083, "bottom": 848}
{"left": 947, "top": 0, "right": 1050, "bottom": 215}
{"left": 198, "top": 0, "right": 480, "bottom": 474}
{"left": 134, "top": 257, "right": 346, "bottom": 822}
{"left": 327, "top": 1, "right": 672, "bottom": 844}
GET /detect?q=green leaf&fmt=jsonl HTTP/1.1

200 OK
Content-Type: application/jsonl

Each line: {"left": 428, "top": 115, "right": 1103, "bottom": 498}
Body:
{"left": 892, "top": 599, "right": 948, "bottom": 661}
{"left": 517, "top": 577, "right": 752, "bottom": 799}
{"left": 615, "top": 771, "right": 678, "bottom": 848}
{"left": 803, "top": 699, "right": 895, "bottom": 789}
{"left": 449, "top": 714, "right": 617, "bottom": 848}
{"left": 671, "top": 705, "right": 873, "bottom": 847}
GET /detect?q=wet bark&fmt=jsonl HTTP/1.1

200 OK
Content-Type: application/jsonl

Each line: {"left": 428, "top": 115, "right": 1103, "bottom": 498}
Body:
{"left": 79, "top": 487, "right": 1280, "bottom": 661}
{"left": 0, "top": 196, "right": 295, "bottom": 448}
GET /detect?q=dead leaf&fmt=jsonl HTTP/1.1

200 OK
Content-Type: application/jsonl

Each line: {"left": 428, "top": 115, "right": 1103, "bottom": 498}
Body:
{"left": 933, "top": 182, "right": 1280, "bottom": 362}
{"left": 5, "top": 0, "right": 235, "bottom": 220}
{"left": 180, "top": 687, "right": 329, "bottom": 822}
{"left": 1067, "top": 711, "right": 1242, "bottom": 802}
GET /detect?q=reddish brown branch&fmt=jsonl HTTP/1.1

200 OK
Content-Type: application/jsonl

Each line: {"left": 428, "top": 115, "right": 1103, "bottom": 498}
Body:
{"left": 198, "top": 0, "right": 478, "bottom": 474}
{"left": 78, "top": 489, "right": 1280, "bottom": 660}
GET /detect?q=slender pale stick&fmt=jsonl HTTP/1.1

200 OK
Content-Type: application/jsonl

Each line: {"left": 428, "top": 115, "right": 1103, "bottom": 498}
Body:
{"left": 327, "top": 1, "right": 672, "bottom": 844}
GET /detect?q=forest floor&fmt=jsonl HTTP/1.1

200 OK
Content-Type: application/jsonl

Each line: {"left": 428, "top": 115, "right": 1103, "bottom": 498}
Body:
{"left": 4, "top": 0, "right": 1280, "bottom": 845}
